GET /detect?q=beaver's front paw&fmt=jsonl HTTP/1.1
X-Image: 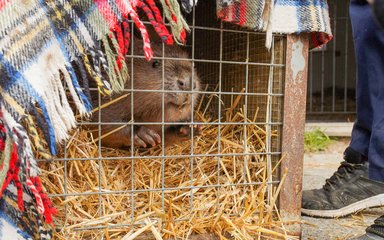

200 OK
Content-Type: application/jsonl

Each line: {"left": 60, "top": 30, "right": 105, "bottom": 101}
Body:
{"left": 134, "top": 126, "right": 161, "bottom": 147}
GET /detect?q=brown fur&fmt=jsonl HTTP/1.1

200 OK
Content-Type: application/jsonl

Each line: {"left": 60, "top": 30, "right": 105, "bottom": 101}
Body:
{"left": 91, "top": 40, "right": 201, "bottom": 148}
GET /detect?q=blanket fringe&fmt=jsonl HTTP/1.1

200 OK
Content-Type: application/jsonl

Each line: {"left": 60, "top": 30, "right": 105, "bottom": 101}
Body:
{"left": 159, "top": 0, "right": 190, "bottom": 44}
{"left": 0, "top": 109, "right": 56, "bottom": 225}
{"left": 265, "top": 0, "right": 275, "bottom": 49}
{"left": 24, "top": 115, "right": 51, "bottom": 161}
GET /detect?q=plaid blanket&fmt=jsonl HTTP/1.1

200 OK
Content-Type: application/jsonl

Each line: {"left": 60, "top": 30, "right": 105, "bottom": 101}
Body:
{"left": 217, "top": 0, "right": 333, "bottom": 48}
{"left": 0, "top": 0, "right": 189, "bottom": 237}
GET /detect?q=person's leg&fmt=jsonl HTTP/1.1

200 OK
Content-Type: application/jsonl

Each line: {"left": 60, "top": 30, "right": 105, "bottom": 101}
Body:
{"left": 301, "top": 0, "right": 384, "bottom": 218}
{"left": 349, "top": 0, "right": 375, "bottom": 161}
{"left": 352, "top": 0, "right": 384, "bottom": 239}
{"left": 364, "top": 28, "right": 384, "bottom": 182}
{"left": 349, "top": 0, "right": 384, "bottom": 181}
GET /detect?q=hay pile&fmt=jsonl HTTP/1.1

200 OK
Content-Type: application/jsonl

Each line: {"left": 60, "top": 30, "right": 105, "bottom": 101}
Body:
{"left": 39, "top": 94, "right": 293, "bottom": 240}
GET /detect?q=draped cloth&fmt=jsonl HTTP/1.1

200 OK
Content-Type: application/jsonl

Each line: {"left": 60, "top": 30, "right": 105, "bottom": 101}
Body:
{"left": 217, "top": 0, "right": 333, "bottom": 48}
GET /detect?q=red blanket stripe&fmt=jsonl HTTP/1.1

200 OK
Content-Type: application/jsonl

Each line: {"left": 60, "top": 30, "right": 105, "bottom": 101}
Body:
{"left": 94, "top": 0, "right": 126, "bottom": 69}
{"left": 0, "top": 0, "right": 11, "bottom": 11}
{"left": 122, "top": 19, "right": 131, "bottom": 55}
{"left": 136, "top": 0, "right": 173, "bottom": 45}
{"left": 238, "top": 0, "right": 247, "bottom": 26}
{"left": 0, "top": 135, "right": 57, "bottom": 224}
{"left": 0, "top": 143, "right": 24, "bottom": 211}
{"left": 93, "top": 0, "right": 119, "bottom": 29}
{"left": 115, "top": 0, "right": 153, "bottom": 60}
{"left": 145, "top": 0, "right": 174, "bottom": 44}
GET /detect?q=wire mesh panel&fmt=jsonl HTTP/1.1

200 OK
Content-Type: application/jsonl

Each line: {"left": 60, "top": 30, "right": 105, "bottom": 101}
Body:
{"left": 40, "top": 1, "right": 289, "bottom": 239}
{"left": 307, "top": 0, "right": 356, "bottom": 122}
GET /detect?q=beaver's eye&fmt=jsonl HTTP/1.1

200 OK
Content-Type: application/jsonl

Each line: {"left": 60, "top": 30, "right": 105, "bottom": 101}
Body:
{"left": 152, "top": 60, "right": 161, "bottom": 68}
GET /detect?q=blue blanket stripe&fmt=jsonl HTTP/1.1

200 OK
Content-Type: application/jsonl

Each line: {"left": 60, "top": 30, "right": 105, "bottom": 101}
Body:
{"left": 0, "top": 210, "right": 31, "bottom": 240}
{"left": 276, "top": 0, "right": 327, "bottom": 7}
{"left": 0, "top": 54, "right": 57, "bottom": 154}
{"left": 0, "top": 1, "right": 103, "bottom": 155}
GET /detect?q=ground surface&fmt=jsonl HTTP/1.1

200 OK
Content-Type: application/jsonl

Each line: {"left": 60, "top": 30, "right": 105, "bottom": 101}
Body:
{"left": 301, "top": 139, "right": 384, "bottom": 240}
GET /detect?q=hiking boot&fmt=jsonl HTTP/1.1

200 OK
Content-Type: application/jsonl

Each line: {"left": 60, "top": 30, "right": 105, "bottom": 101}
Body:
{"left": 302, "top": 147, "right": 384, "bottom": 218}
{"left": 350, "top": 215, "right": 384, "bottom": 239}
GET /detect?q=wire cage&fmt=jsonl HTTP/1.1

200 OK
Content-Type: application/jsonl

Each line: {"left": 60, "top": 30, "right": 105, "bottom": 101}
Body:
{"left": 39, "top": 1, "right": 307, "bottom": 239}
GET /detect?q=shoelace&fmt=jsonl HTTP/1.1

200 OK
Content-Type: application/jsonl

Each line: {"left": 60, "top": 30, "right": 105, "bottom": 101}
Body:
{"left": 366, "top": 215, "right": 384, "bottom": 237}
{"left": 323, "top": 161, "right": 361, "bottom": 191}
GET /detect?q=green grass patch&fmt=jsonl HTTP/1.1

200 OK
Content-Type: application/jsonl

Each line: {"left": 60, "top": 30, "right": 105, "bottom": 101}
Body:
{"left": 304, "top": 129, "right": 333, "bottom": 152}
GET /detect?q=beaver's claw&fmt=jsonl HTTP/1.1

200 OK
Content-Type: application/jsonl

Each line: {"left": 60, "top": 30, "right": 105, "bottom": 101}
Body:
{"left": 134, "top": 126, "right": 161, "bottom": 147}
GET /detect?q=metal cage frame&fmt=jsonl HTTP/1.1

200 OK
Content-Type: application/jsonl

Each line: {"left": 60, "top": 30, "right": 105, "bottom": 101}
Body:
{"left": 39, "top": 3, "right": 309, "bottom": 238}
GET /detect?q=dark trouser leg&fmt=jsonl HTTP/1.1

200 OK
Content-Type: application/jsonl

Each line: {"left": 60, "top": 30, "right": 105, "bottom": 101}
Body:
{"left": 349, "top": 0, "right": 384, "bottom": 181}
{"left": 301, "top": 2, "right": 384, "bottom": 218}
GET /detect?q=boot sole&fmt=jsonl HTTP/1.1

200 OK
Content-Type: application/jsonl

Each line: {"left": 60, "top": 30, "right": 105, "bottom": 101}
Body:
{"left": 301, "top": 193, "right": 384, "bottom": 218}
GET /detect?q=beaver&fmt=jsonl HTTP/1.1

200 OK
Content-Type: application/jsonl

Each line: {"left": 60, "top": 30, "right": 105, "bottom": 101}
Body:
{"left": 90, "top": 39, "right": 201, "bottom": 148}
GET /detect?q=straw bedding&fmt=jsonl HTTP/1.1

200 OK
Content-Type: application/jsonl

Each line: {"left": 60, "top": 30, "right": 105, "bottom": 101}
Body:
{"left": 39, "top": 95, "right": 293, "bottom": 240}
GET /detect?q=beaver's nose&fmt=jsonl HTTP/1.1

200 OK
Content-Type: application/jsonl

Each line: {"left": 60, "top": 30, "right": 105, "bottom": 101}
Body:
{"left": 177, "top": 77, "right": 193, "bottom": 90}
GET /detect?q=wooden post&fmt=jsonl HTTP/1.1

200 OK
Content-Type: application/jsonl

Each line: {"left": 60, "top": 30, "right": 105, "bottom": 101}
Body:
{"left": 279, "top": 34, "right": 309, "bottom": 238}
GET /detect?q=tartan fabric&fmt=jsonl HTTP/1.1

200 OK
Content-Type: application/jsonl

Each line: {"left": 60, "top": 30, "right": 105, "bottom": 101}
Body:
{"left": 0, "top": 0, "right": 189, "bottom": 236}
{"left": 0, "top": 185, "right": 52, "bottom": 240}
{"left": 0, "top": 209, "right": 32, "bottom": 240}
{"left": 217, "top": 0, "right": 333, "bottom": 48}
{"left": 217, "top": 0, "right": 267, "bottom": 30}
